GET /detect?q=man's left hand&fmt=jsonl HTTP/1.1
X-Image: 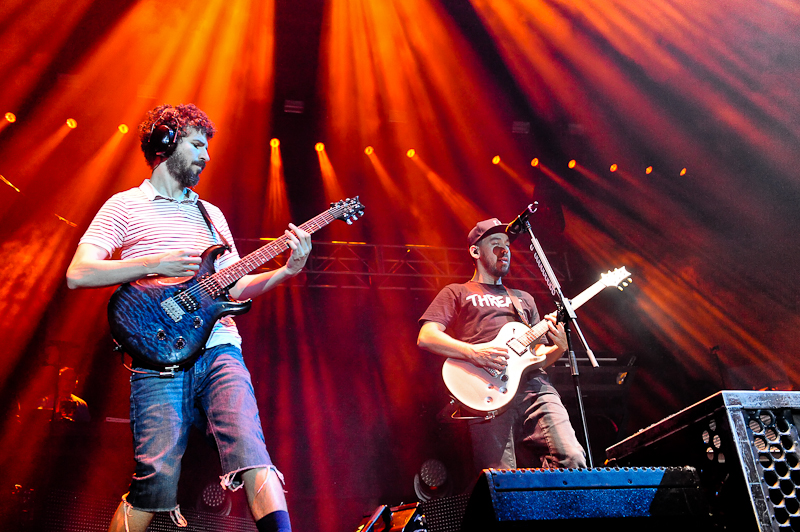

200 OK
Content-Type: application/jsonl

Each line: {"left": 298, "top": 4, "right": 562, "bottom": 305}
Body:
{"left": 544, "top": 312, "right": 568, "bottom": 353}
{"left": 285, "top": 223, "right": 312, "bottom": 275}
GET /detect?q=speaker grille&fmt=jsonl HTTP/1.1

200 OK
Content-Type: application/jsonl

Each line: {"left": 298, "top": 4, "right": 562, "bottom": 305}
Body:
{"left": 744, "top": 407, "right": 800, "bottom": 530}
{"left": 418, "top": 493, "right": 469, "bottom": 532}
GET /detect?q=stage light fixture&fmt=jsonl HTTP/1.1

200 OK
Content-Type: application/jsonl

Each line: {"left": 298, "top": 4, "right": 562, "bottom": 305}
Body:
{"left": 315, "top": 142, "right": 325, "bottom": 152}
{"left": 270, "top": 138, "right": 280, "bottom": 148}
{"left": 646, "top": 166, "right": 653, "bottom": 174}
{"left": 406, "top": 149, "right": 415, "bottom": 158}
{"left": 568, "top": 159, "right": 576, "bottom": 169}
{"left": 530, "top": 158, "right": 539, "bottom": 167}
{"left": 680, "top": 168, "right": 687, "bottom": 176}
{"left": 414, "top": 458, "right": 452, "bottom": 501}
{"left": 364, "top": 146, "right": 374, "bottom": 155}
{"left": 492, "top": 156, "right": 501, "bottom": 165}
{"left": 5, "top": 112, "right": 16, "bottom": 123}
{"left": 610, "top": 164, "right": 618, "bottom": 172}
{"left": 66, "top": 118, "right": 77, "bottom": 129}
{"left": 118, "top": 124, "right": 129, "bottom": 134}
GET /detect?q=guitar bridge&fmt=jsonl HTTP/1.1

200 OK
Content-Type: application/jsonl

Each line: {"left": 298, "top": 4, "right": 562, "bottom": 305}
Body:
{"left": 161, "top": 297, "right": 185, "bottom": 322}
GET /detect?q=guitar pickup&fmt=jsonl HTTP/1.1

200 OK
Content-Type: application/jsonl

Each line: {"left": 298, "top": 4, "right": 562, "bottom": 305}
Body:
{"left": 175, "top": 291, "right": 200, "bottom": 312}
{"left": 507, "top": 339, "right": 527, "bottom": 356}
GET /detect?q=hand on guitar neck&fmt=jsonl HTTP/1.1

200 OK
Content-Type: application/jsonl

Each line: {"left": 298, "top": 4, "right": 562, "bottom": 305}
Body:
{"left": 535, "top": 312, "right": 568, "bottom": 368}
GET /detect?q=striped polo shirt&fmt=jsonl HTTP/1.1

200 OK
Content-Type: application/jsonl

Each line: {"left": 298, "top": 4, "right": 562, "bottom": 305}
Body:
{"left": 80, "top": 179, "right": 242, "bottom": 349}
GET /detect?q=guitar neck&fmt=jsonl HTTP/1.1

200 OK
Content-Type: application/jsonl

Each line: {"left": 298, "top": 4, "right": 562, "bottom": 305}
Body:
{"left": 211, "top": 210, "right": 337, "bottom": 288}
{"left": 516, "top": 278, "right": 606, "bottom": 348}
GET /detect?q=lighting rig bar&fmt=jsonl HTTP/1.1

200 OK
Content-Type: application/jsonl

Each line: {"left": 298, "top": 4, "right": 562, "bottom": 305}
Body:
{"left": 241, "top": 240, "right": 570, "bottom": 292}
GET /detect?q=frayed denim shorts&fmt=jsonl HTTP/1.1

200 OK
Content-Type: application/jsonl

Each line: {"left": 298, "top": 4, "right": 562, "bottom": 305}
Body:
{"left": 126, "top": 344, "right": 272, "bottom": 512}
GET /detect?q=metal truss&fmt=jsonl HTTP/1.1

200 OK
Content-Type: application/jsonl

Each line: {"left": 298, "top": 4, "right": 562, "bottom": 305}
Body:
{"left": 242, "top": 239, "right": 570, "bottom": 293}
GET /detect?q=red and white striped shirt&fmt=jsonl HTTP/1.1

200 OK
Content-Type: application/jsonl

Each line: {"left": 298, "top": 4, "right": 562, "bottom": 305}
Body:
{"left": 80, "top": 179, "right": 242, "bottom": 348}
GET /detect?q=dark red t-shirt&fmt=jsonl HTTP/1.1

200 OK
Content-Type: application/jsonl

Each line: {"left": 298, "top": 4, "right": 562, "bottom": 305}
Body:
{"left": 419, "top": 281, "right": 541, "bottom": 344}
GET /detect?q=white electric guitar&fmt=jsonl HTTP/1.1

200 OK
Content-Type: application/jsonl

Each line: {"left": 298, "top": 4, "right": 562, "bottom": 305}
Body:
{"left": 442, "top": 267, "right": 631, "bottom": 415}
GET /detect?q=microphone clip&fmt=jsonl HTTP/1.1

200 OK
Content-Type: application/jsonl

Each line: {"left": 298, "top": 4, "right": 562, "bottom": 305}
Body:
{"left": 506, "top": 202, "right": 538, "bottom": 235}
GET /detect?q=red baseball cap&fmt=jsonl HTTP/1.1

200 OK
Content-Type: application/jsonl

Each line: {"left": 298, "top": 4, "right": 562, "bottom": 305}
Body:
{"left": 468, "top": 218, "right": 518, "bottom": 246}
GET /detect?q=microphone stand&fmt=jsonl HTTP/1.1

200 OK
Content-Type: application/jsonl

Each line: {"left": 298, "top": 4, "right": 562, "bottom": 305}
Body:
{"left": 520, "top": 217, "right": 598, "bottom": 468}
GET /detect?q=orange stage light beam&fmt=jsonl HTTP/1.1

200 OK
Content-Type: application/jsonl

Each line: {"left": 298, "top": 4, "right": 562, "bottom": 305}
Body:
{"left": 316, "top": 146, "right": 346, "bottom": 203}
{"left": 496, "top": 160, "right": 534, "bottom": 196}
{"left": 15, "top": 125, "right": 73, "bottom": 182}
{"left": 409, "top": 154, "right": 486, "bottom": 228}
{"left": 365, "top": 150, "right": 425, "bottom": 227}
{"left": 266, "top": 142, "right": 289, "bottom": 227}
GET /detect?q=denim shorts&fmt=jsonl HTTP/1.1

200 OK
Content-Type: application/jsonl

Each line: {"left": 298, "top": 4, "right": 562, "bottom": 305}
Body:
{"left": 126, "top": 344, "right": 272, "bottom": 512}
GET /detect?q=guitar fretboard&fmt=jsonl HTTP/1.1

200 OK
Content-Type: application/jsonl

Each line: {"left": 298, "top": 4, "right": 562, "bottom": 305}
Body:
{"left": 210, "top": 209, "right": 340, "bottom": 288}
{"left": 514, "top": 279, "right": 606, "bottom": 348}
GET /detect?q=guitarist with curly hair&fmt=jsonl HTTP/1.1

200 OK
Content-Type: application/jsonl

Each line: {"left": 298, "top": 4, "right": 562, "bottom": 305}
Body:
{"left": 67, "top": 104, "right": 306, "bottom": 532}
{"left": 417, "top": 218, "right": 586, "bottom": 476}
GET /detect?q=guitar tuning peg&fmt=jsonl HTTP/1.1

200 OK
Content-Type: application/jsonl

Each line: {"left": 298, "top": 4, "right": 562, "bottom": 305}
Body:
{"left": 346, "top": 219, "right": 353, "bottom": 225}
{"left": 622, "top": 282, "right": 628, "bottom": 287}
{"left": 627, "top": 278, "right": 633, "bottom": 283}
{"left": 617, "top": 286, "right": 624, "bottom": 291}
{"left": 351, "top": 215, "right": 358, "bottom": 221}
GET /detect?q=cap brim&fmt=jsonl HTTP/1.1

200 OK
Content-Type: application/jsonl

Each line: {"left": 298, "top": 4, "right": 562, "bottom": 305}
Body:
{"left": 477, "top": 224, "right": 518, "bottom": 244}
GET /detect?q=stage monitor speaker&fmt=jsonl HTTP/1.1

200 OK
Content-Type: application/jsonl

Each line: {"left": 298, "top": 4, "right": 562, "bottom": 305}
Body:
{"left": 606, "top": 390, "right": 800, "bottom": 531}
{"left": 461, "top": 466, "right": 706, "bottom": 531}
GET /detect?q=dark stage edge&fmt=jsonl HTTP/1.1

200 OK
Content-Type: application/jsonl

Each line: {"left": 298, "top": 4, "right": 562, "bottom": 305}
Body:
{"left": 2, "top": 488, "right": 256, "bottom": 532}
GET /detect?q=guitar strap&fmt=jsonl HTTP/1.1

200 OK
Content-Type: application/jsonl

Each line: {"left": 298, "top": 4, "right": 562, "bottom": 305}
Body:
{"left": 502, "top": 285, "right": 531, "bottom": 327}
{"left": 196, "top": 200, "right": 231, "bottom": 250}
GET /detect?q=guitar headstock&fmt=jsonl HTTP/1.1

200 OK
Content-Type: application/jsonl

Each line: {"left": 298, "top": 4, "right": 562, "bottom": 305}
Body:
{"left": 600, "top": 267, "right": 633, "bottom": 291}
{"left": 330, "top": 196, "right": 365, "bottom": 225}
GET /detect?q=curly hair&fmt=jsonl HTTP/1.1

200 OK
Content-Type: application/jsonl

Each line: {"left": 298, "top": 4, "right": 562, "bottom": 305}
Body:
{"left": 138, "top": 104, "right": 217, "bottom": 168}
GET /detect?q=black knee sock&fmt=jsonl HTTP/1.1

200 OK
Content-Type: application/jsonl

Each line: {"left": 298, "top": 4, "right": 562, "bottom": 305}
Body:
{"left": 256, "top": 510, "right": 291, "bottom": 532}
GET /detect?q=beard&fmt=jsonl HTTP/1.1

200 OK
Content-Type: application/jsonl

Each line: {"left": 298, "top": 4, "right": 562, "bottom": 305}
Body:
{"left": 479, "top": 254, "right": 510, "bottom": 278}
{"left": 166, "top": 151, "right": 203, "bottom": 188}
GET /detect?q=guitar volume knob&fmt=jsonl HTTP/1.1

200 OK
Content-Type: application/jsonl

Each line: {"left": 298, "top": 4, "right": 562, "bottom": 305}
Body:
{"left": 174, "top": 337, "right": 186, "bottom": 349}
{"left": 193, "top": 316, "right": 203, "bottom": 329}
{"left": 156, "top": 329, "right": 166, "bottom": 341}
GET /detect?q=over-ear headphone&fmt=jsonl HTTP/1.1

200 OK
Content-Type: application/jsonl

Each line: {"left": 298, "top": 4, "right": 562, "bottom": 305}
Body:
{"left": 145, "top": 106, "right": 181, "bottom": 160}
{"left": 147, "top": 123, "right": 179, "bottom": 159}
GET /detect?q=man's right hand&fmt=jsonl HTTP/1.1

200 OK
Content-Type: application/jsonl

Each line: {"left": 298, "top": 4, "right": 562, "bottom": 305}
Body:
{"left": 67, "top": 244, "right": 204, "bottom": 289}
{"left": 467, "top": 344, "right": 509, "bottom": 372}
{"left": 144, "top": 249, "right": 203, "bottom": 277}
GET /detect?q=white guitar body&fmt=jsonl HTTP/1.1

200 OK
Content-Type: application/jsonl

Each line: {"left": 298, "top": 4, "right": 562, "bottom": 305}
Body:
{"left": 442, "top": 322, "right": 545, "bottom": 415}
{"left": 439, "top": 267, "right": 632, "bottom": 417}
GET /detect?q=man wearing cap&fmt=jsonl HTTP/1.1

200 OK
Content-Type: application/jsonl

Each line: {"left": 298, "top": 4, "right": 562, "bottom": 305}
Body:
{"left": 417, "top": 218, "right": 586, "bottom": 473}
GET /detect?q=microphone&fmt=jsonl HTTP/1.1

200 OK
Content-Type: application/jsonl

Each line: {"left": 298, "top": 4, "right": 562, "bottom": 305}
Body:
{"left": 506, "top": 202, "right": 538, "bottom": 235}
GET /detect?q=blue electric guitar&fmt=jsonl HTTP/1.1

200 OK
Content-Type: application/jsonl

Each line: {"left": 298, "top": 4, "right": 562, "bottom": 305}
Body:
{"left": 107, "top": 197, "right": 364, "bottom": 369}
